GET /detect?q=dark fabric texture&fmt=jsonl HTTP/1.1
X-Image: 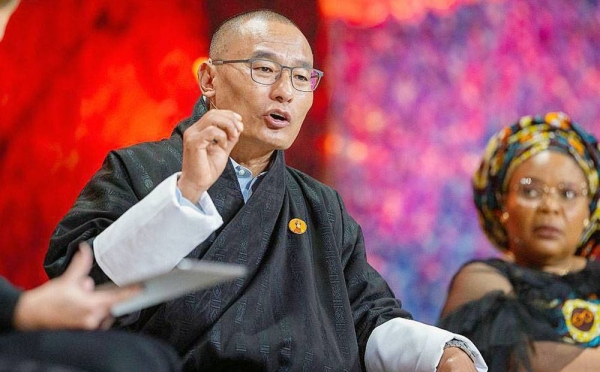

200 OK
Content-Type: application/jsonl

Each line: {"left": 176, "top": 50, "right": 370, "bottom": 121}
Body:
{"left": 45, "top": 97, "right": 207, "bottom": 283}
{"left": 0, "top": 277, "right": 22, "bottom": 332}
{"left": 45, "top": 97, "right": 412, "bottom": 371}
{"left": 438, "top": 258, "right": 600, "bottom": 372}
{"left": 0, "top": 329, "right": 181, "bottom": 372}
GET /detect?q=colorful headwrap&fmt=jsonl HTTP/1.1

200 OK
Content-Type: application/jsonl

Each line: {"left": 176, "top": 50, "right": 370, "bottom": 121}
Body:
{"left": 473, "top": 112, "right": 600, "bottom": 258}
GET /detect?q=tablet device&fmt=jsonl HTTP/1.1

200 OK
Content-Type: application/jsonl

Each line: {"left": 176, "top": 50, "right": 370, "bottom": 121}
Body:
{"left": 108, "top": 259, "right": 247, "bottom": 317}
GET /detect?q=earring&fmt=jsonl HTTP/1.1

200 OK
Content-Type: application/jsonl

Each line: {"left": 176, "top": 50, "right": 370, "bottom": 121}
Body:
{"left": 501, "top": 212, "right": 509, "bottom": 223}
{"left": 584, "top": 218, "right": 590, "bottom": 228}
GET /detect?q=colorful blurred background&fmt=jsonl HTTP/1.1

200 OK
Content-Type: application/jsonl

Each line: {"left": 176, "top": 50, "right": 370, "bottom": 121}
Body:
{"left": 1, "top": 0, "right": 600, "bottom": 325}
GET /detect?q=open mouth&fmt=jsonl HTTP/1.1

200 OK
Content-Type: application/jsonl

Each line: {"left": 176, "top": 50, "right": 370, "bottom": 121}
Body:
{"left": 270, "top": 112, "right": 287, "bottom": 121}
{"left": 264, "top": 109, "right": 291, "bottom": 128}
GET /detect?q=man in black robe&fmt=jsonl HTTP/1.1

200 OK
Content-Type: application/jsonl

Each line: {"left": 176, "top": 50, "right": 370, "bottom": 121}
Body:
{"left": 45, "top": 9, "right": 486, "bottom": 372}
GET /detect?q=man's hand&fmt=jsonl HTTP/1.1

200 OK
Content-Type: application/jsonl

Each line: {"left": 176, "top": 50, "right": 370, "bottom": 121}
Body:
{"left": 13, "top": 243, "right": 140, "bottom": 331}
{"left": 178, "top": 108, "right": 244, "bottom": 203}
{"left": 437, "top": 347, "right": 478, "bottom": 372}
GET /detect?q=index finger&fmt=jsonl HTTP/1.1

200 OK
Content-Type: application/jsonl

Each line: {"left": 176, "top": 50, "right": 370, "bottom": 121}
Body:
{"left": 61, "top": 242, "right": 94, "bottom": 282}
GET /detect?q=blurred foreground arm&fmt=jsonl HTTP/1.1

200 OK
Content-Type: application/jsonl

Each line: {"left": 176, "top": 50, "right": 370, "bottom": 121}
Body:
{"left": 12, "top": 243, "right": 139, "bottom": 331}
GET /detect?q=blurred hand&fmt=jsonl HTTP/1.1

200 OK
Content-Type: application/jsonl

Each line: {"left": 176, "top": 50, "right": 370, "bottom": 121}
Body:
{"left": 13, "top": 243, "right": 140, "bottom": 331}
{"left": 436, "top": 347, "right": 478, "bottom": 372}
{"left": 177, "top": 107, "right": 244, "bottom": 203}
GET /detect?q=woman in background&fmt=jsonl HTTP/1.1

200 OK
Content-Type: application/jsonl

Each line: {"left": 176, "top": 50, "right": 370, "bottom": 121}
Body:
{"left": 438, "top": 112, "right": 600, "bottom": 371}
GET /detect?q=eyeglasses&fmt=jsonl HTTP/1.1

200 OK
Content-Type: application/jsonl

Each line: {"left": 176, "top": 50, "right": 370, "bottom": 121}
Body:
{"left": 511, "top": 177, "right": 589, "bottom": 207}
{"left": 211, "top": 58, "right": 324, "bottom": 92}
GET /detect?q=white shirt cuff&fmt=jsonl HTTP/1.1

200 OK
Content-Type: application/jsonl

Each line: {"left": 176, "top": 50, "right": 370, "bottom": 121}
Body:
{"left": 94, "top": 172, "right": 223, "bottom": 285}
{"left": 365, "top": 318, "right": 488, "bottom": 372}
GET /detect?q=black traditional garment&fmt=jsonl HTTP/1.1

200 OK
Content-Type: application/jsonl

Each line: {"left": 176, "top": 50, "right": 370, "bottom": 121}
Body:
{"left": 0, "top": 329, "right": 182, "bottom": 372}
{"left": 438, "top": 258, "right": 600, "bottom": 372}
{"left": 45, "top": 98, "right": 411, "bottom": 371}
{"left": 0, "top": 278, "right": 22, "bottom": 332}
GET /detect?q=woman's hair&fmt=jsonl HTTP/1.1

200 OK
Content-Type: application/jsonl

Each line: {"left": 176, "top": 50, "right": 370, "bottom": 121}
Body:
{"left": 473, "top": 112, "right": 600, "bottom": 258}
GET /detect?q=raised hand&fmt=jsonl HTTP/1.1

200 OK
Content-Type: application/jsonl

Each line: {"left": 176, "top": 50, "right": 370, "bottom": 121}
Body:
{"left": 177, "top": 108, "right": 244, "bottom": 203}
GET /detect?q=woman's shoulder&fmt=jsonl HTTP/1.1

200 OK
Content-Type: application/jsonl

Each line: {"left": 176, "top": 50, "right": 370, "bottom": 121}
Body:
{"left": 441, "top": 257, "right": 514, "bottom": 317}
{"left": 453, "top": 258, "right": 513, "bottom": 287}
{"left": 457, "top": 257, "right": 512, "bottom": 276}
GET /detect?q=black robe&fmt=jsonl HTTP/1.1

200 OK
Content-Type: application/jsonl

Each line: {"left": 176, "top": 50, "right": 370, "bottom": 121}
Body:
{"left": 0, "top": 278, "right": 21, "bottom": 332}
{"left": 45, "top": 98, "right": 411, "bottom": 371}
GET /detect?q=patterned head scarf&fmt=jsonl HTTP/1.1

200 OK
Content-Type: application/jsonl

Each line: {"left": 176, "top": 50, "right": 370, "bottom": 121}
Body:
{"left": 473, "top": 112, "right": 600, "bottom": 258}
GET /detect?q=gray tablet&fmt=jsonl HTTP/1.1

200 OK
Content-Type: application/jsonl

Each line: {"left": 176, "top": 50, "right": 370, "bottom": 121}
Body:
{"left": 109, "top": 259, "right": 247, "bottom": 317}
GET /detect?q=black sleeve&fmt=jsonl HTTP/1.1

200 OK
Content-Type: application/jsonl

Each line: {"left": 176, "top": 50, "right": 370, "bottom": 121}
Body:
{"left": 0, "top": 277, "right": 22, "bottom": 332}
{"left": 337, "top": 192, "right": 412, "bottom": 369}
{"left": 44, "top": 150, "right": 142, "bottom": 284}
{"left": 44, "top": 98, "right": 204, "bottom": 283}
{"left": 44, "top": 138, "right": 184, "bottom": 285}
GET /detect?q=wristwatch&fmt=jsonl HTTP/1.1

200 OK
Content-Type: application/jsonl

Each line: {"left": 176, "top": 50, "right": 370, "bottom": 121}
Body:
{"left": 443, "top": 338, "right": 476, "bottom": 363}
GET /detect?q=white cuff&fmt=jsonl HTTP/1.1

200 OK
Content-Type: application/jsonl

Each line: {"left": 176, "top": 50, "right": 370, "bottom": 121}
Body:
{"left": 94, "top": 172, "right": 223, "bottom": 285}
{"left": 365, "top": 318, "right": 487, "bottom": 372}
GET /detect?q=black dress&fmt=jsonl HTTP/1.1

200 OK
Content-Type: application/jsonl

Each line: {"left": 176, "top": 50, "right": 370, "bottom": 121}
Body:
{"left": 438, "top": 258, "right": 600, "bottom": 372}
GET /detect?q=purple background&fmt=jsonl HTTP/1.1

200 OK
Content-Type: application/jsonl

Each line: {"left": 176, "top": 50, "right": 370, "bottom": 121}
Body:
{"left": 327, "top": 0, "right": 600, "bottom": 324}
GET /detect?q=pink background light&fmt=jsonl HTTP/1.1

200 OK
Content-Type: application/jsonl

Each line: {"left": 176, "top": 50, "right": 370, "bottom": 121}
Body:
{"left": 2, "top": 0, "right": 599, "bottom": 325}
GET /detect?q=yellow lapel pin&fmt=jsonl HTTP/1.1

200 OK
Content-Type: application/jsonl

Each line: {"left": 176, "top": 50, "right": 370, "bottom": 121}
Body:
{"left": 288, "top": 218, "right": 307, "bottom": 234}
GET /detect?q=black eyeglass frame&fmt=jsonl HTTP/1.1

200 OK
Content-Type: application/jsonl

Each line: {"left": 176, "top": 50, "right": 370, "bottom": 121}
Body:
{"left": 211, "top": 58, "right": 324, "bottom": 92}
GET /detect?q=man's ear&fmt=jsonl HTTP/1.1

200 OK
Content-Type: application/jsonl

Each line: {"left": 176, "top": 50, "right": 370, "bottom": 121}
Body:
{"left": 198, "top": 59, "right": 216, "bottom": 98}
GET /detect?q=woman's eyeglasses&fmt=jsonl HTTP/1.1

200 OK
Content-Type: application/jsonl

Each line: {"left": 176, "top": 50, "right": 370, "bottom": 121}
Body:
{"left": 511, "top": 177, "right": 589, "bottom": 207}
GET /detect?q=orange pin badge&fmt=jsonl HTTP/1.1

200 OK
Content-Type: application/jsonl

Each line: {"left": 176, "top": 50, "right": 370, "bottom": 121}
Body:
{"left": 288, "top": 218, "right": 307, "bottom": 234}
